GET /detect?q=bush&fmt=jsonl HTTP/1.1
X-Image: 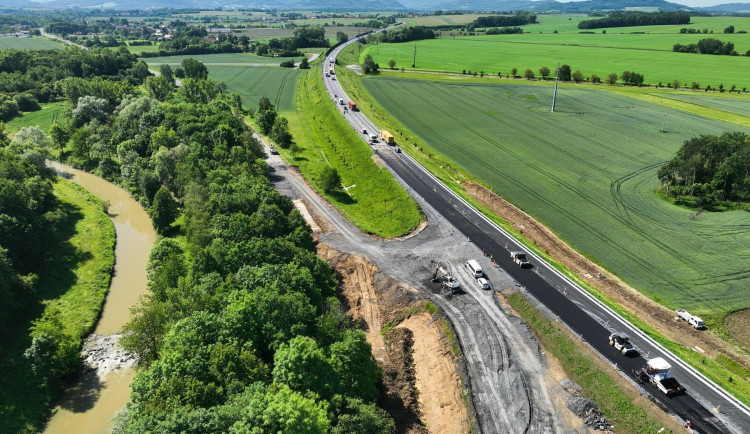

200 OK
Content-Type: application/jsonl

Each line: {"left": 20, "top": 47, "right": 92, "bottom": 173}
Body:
{"left": 280, "top": 60, "right": 295, "bottom": 68}
{"left": 319, "top": 166, "right": 341, "bottom": 193}
{"left": 13, "top": 93, "right": 41, "bottom": 112}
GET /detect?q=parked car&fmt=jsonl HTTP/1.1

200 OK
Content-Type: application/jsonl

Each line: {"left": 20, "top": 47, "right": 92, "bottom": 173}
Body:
{"left": 477, "top": 277, "right": 490, "bottom": 290}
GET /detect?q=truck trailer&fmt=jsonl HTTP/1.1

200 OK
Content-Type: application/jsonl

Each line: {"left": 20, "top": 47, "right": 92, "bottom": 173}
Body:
{"left": 348, "top": 101, "right": 357, "bottom": 111}
{"left": 380, "top": 130, "right": 394, "bottom": 145}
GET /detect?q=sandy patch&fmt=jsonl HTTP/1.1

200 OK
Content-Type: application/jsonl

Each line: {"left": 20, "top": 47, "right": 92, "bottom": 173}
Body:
{"left": 398, "top": 312, "right": 470, "bottom": 433}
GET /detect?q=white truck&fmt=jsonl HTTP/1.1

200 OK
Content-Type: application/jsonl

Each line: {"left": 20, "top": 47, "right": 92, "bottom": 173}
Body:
{"left": 675, "top": 309, "right": 705, "bottom": 329}
{"left": 633, "top": 357, "right": 684, "bottom": 396}
{"left": 511, "top": 251, "right": 530, "bottom": 268}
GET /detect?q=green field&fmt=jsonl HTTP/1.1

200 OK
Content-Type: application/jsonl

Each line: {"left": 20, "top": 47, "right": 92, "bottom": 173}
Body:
{"left": 361, "top": 77, "right": 750, "bottom": 320}
{"left": 659, "top": 93, "right": 750, "bottom": 117}
{"left": 6, "top": 102, "right": 67, "bottom": 134}
{"left": 361, "top": 15, "right": 750, "bottom": 89}
{"left": 142, "top": 52, "right": 298, "bottom": 65}
{"left": 0, "top": 36, "right": 62, "bottom": 50}
{"left": 278, "top": 68, "right": 423, "bottom": 237}
{"left": 126, "top": 41, "right": 161, "bottom": 55}
{"left": 206, "top": 65, "right": 301, "bottom": 112}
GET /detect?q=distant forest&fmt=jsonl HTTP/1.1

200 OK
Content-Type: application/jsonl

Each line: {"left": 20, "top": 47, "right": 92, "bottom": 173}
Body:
{"left": 578, "top": 12, "right": 690, "bottom": 30}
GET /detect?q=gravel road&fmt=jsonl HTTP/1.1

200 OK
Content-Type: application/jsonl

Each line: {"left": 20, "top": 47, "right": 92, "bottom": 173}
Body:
{"left": 259, "top": 133, "right": 575, "bottom": 433}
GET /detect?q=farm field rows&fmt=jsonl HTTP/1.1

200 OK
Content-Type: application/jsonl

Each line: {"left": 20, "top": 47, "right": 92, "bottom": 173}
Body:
{"left": 362, "top": 15, "right": 750, "bottom": 89}
{"left": 207, "top": 65, "right": 301, "bottom": 112}
{"left": 142, "top": 52, "right": 297, "bottom": 65}
{"left": 361, "top": 77, "right": 750, "bottom": 320}
{"left": 659, "top": 93, "right": 750, "bottom": 117}
{"left": 0, "top": 36, "right": 62, "bottom": 50}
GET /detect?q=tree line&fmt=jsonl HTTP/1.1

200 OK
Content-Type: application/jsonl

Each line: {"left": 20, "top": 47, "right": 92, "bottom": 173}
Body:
{"left": 368, "top": 25, "right": 436, "bottom": 44}
{"left": 578, "top": 12, "right": 690, "bottom": 29}
{"left": 673, "top": 38, "right": 739, "bottom": 55}
{"left": 6, "top": 52, "right": 395, "bottom": 431}
{"left": 471, "top": 11, "right": 537, "bottom": 29}
{"left": 658, "top": 132, "right": 750, "bottom": 207}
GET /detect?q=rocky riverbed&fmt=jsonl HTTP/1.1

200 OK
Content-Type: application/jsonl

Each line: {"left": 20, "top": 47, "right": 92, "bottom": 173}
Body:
{"left": 80, "top": 334, "right": 136, "bottom": 380}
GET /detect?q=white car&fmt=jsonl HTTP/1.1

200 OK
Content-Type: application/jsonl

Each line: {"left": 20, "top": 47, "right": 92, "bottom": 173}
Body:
{"left": 477, "top": 277, "right": 490, "bottom": 290}
{"left": 269, "top": 146, "right": 278, "bottom": 155}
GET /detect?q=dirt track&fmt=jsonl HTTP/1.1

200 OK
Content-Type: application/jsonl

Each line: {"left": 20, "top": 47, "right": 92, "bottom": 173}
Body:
{"left": 263, "top": 139, "right": 586, "bottom": 433}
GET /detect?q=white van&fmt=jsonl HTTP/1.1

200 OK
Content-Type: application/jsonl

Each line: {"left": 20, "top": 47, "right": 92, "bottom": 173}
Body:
{"left": 339, "top": 98, "right": 345, "bottom": 105}
{"left": 466, "top": 259, "right": 483, "bottom": 278}
{"left": 369, "top": 134, "right": 378, "bottom": 143}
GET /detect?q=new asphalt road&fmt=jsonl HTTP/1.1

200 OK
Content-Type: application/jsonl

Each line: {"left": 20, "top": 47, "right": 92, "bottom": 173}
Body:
{"left": 323, "top": 31, "right": 750, "bottom": 433}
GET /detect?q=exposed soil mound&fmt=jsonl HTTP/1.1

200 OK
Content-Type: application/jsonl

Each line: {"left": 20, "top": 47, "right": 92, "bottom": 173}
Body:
{"left": 725, "top": 309, "right": 750, "bottom": 350}
{"left": 566, "top": 396, "right": 612, "bottom": 432}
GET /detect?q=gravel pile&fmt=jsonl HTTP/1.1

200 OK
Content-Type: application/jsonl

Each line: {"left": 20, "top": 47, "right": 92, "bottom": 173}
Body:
{"left": 566, "top": 396, "right": 613, "bottom": 431}
{"left": 80, "top": 333, "right": 136, "bottom": 380}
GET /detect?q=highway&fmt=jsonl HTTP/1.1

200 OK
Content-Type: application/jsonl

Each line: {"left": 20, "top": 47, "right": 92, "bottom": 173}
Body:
{"left": 323, "top": 32, "right": 750, "bottom": 433}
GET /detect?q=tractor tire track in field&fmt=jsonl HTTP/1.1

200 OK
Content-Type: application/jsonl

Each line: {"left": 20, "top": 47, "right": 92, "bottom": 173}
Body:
{"left": 385, "top": 80, "right": 735, "bottom": 310}
{"left": 246, "top": 68, "right": 271, "bottom": 95}
{"left": 274, "top": 70, "right": 289, "bottom": 109}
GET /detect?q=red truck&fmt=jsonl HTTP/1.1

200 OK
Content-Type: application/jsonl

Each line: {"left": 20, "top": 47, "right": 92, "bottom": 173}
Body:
{"left": 348, "top": 101, "right": 358, "bottom": 111}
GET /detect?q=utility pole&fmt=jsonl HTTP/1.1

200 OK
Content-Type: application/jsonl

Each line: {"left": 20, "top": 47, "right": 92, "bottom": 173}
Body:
{"left": 661, "top": 113, "right": 667, "bottom": 132}
{"left": 551, "top": 63, "right": 560, "bottom": 112}
{"left": 413, "top": 44, "right": 417, "bottom": 68}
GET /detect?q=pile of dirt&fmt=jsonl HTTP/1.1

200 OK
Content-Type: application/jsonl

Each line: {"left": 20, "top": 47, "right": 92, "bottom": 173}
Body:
{"left": 381, "top": 327, "right": 427, "bottom": 434}
{"left": 464, "top": 181, "right": 750, "bottom": 370}
{"left": 566, "top": 397, "right": 613, "bottom": 432}
{"left": 318, "top": 242, "right": 469, "bottom": 433}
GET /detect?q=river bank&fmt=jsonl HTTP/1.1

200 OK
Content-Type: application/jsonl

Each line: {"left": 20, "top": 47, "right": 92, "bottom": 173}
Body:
{"left": 44, "top": 163, "right": 154, "bottom": 434}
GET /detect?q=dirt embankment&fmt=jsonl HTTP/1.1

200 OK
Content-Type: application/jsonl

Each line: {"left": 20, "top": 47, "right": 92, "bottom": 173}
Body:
{"left": 318, "top": 243, "right": 470, "bottom": 433}
{"left": 463, "top": 182, "right": 750, "bottom": 370}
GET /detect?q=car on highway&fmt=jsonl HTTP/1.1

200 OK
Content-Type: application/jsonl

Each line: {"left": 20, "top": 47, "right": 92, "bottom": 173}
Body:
{"left": 269, "top": 146, "right": 278, "bottom": 155}
{"left": 477, "top": 277, "right": 490, "bottom": 290}
{"left": 395, "top": 146, "right": 402, "bottom": 153}
{"left": 362, "top": 128, "right": 368, "bottom": 135}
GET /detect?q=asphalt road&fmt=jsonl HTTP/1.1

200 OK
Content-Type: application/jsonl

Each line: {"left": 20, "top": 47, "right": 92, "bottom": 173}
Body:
{"left": 324, "top": 32, "right": 750, "bottom": 433}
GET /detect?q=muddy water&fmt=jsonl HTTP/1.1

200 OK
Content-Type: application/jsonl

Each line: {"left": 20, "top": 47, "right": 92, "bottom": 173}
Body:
{"left": 44, "top": 163, "right": 155, "bottom": 433}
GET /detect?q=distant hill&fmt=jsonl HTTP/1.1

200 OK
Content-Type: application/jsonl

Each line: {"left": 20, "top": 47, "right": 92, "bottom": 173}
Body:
{"left": 0, "top": 0, "right": 407, "bottom": 10}
{"left": 399, "top": 0, "right": 690, "bottom": 12}
{"left": 697, "top": 2, "right": 750, "bottom": 12}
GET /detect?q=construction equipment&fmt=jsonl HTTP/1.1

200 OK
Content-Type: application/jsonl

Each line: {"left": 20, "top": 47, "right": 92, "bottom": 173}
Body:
{"left": 608, "top": 332, "right": 636, "bottom": 355}
{"left": 633, "top": 357, "right": 684, "bottom": 396}
{"left": 432, "top": 261, "right": 460, "bottom": 294}
{"left": 511, "top": 251, "right": 530, "bottom": 268}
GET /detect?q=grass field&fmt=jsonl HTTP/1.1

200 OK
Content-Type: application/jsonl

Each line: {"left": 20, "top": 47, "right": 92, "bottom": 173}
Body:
{"left": 207, "top": 65, "right": 301, "bottom": 112}
{"left": 125, "top": 41, "right": 161, "bottom": 55}
{"left": 360, "top": 76, "right": 750, "bottom": 321}
{"left": 0, "top": 36, "right": 63, "bottom": 50}
{"left": 142, "top": 52, "right": 298, "bottom": 65}
{"left": 361, "top": 15, "right": 750, "bottom": 89}
{"left": 658, "top": 93, "right": 750, "bottom": 117}
{"left": 0, "top": 180, "right": 114, "bottom": 433}
{"left": 276, "top": 67, "right": 423, "bottom": 237}
{"left": 6, "top": 102, "right": 67, "bottom": 134}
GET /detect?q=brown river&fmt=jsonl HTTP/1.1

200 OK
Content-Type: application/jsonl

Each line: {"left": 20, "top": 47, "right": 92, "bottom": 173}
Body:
{"left": 44, "top": 163, "right": 155, "bottom": 434}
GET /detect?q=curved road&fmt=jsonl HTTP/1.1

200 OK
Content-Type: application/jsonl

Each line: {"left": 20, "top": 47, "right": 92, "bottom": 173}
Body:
{"left": 325, "top": 31, "right": 750, "bottom": 434}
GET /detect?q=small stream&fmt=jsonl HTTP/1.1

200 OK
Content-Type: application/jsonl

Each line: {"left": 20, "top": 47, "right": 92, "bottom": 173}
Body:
{"left": 44, "top": 163, "right": 155, "bottom": 434}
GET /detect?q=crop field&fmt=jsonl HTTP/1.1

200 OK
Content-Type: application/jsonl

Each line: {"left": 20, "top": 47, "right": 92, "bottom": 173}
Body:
{"left": 407, "top": 13, "right": 488, "bottom": 27}
{"left": 659, "top": 93, "right": 750, "bottom": 117}
{"left": 239, "top": 25, "right": 379, "bottom": 41}
{"left": 142, "top": 53, "right": 297, "bottom": 65}
{"left": 6, "top": 102, "right": 66, "bottom": 134}
{"left": 362, "top": 77, "right": 750, "bottom": 318}
{"left": 207, "top": 65, "right": 300, "bottom": 112}
{"left": 362, "top": 16, "right": 750, "bottom": 89}
{"left": 0, "top": 36, "right": 62, "bottom": 50}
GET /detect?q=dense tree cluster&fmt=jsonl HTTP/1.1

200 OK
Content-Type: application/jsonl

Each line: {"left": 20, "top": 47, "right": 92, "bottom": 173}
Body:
{"left": 578, "top": 12, "right": 690, "bottom": 29}
{"left": 374, "top": 26, "right": 436, "bottom": 43}
{"left": 0, "top": 47, "right": 146, "bottom": 121}
{"left": 471, "top": 11, "right": 537, "bottom": 28}
{"left": 0, "top": 134, "right": 58, "bottom": 352}
{"left": 80, "top": 72, "right": 392, "bottom": 432}
{"left": 658, "top": 132, "right": 750, "bottom": 206}
{"left": 255, "top": 26, "right": 329, "bottom": 58}
{"left": 673, "top": 38, "right": 737, "bottom": 55}
{"left": 486, "top": 26, "right": 523, "bottom": 35}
